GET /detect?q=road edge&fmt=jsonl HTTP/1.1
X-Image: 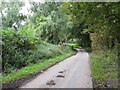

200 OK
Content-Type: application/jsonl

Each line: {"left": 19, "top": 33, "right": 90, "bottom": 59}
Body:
{"left": 2, "top": 52, "right": 76, "bottom": 89}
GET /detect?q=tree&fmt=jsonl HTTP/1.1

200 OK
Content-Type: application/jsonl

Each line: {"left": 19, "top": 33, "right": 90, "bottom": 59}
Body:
{"left": 1, "top": 2, "right": 26, "bottom": 30}
{"left": 63, "top": 2, "right": 120, "bottom": 49}
{"left": 28, "top": 2, "right": 74, "bottom": 44}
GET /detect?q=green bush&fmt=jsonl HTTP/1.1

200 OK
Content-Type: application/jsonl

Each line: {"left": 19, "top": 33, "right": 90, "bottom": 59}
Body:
{"left": 1, "top": 28, "right": 37, "bottom": 72}
{"left": 2, "top": 28, "right": 73, "bottom": 74}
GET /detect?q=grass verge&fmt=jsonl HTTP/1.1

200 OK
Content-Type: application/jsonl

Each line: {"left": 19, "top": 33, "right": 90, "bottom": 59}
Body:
{"left": 90, "top": 50, "right": 118, "bottom": 88}
{"left": 2, "top": 52, "right": 75, "bottom": 84}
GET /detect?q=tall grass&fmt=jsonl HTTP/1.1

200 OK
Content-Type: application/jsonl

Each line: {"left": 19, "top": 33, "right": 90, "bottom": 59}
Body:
{"left": 90, "top": 50, "right": 118, "bottom": 88}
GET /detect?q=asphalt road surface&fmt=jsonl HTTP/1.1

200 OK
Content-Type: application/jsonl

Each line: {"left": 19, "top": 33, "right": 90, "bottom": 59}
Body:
{"left": 21, "top": 50, "right": 93, "bottom": 88}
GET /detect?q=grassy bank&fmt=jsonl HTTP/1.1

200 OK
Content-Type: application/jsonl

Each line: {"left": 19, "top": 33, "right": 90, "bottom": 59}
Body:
{"left": 2, "top": 52, "right": 75, "bottom": 84}
{"left": 1, "top": 28, "right": 75, "bottom": 84}
{"left": 90, "top": 50, "right": 118, "bottom": 88}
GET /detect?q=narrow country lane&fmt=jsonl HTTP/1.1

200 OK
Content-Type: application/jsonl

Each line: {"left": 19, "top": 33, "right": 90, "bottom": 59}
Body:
{"left": 20, "top": 50, "right": 93, "bottom": 88}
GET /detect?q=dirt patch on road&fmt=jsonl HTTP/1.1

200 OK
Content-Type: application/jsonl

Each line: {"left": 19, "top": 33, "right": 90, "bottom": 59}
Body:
{"left": 46, "top": 80, "right": 56, "bottom": 86}
{"left": 56, "top": 75, "right": 65, "bottom": 78}
{"left": 59, "top": 71, "right": 64, "bottom": 73}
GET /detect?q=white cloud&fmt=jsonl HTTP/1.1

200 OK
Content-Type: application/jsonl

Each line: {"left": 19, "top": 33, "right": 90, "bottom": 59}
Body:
{"left": 2, "top": 8, "right": 7, "bottom": 16}
{"left": 19, "top": 0, "right": 45, "bottom": 16}
{"left": 19, "top": 0, "right": 31, "bottom": 15}
{"left": 32, "top": 0, "right": 45, "bottom": 3}
{"left": 21, "top": 21, "right": 26, "bottom": 25}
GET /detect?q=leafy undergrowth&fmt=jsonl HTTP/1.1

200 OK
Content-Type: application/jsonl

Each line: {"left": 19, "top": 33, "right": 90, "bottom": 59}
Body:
{"left": 1, "top": 28, "right": 73, "bottom": 74}
{"left": 1, "top": 28, "right": 75, "bottom": 84}
{"left": 90, "top": 50, "right": 118, "bottom": 88}
{"left": 2, "top": 52, "right": 75, "bottom": 84}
